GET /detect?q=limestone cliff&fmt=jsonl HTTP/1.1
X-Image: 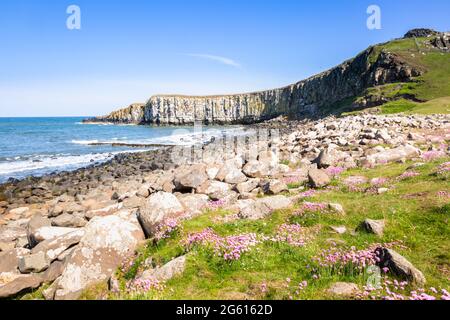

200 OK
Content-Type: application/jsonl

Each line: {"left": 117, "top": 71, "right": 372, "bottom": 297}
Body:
{"left": 86, "top": 30, "right": 450, "bottom": 125}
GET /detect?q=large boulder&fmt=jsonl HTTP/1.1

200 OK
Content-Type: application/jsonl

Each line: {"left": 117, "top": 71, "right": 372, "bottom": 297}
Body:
{"left": 30, "top": 226, "right": 80, "bottom": 246}
{"left": 216, "top": 160, "right": 247, "bottom": 184}
{"left": 31, "top": 228, "right": 85, "bottom": 261}
{"left": 0, "top": 248, "right": 30, "bottom": 273}
{"left": 0, "top": 225, "right": 27, "bottom": 243}
{"left": 27, "top": 215, "right": 51, "bottom": 247}
{"left": 366, "top": 145, "right": 420, "bottom": 165}
{"left": 0, "top": 274, "right": 43, "bottom": 299}
{"left": 51, "top": 213, "right": 87, "bottom": 228}
{"left": 236, "top": 195, "right": 292, "bottom": 220}
{"left": 54, "top": 210, "right": 145, "bottom": 300}
{"left": 196, "top": 180, "right": 232, "bottom": 200}
{"left": 139, "top": 255, "right": 186, "bottom": 282}
{"left": 314, "top": 149, "right": 336, "bottom": 169}
{"left": 173, "top": 164, "right": 208, "bottom": 191}
{"left": 223, "top": 168, "right": 248, "bottom": 184}
{"left": 260, "top": 179, "right": 288, "bottom": 195}
{"left": 258, "top": 150, "right": 279, "bottom": 166}
{"left": 18, "top": 252, "right": 50, "bottom": 274}
{"left": 327, "top": 282, "right": 359, "bottom": 297}
{"left": 308, "top": 168, "right": 331, "bottom": 188}
{"left": 236, "top": 179, "right": 260, "bottom": 194}
{"left": 360, "top": 219, "right": 385, "bottom": 236}
{"left": 242, "top": 160, "right": 271, "bottom": 178}
{"left": 137, "top": 192, "right": 184, "bottom": 237}
{"left": 176, "top": 194, "right": 209, "bottom": 217}
{"left": 375, "top": 248, "right": 426, "bottom": 286}
{"left": 257, "top": 195, "right": 292, "bottom": 211}
{"left": 235, "top": 199, "right": 271, "bottom": 220}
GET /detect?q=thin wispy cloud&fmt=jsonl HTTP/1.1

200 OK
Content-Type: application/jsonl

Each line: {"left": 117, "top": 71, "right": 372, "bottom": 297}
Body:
{"left": 186, "top": 54, "right": 241, "bottom": 68}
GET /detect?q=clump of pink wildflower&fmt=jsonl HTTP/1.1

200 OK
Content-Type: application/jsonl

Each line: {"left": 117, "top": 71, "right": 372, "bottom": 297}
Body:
{"left": 344, "top": 176, "right": 368, "bottom": 185}
{"left": 207, "top": 199, "right": 226, "bottom": 209}
{"left": 154, "top": 218, "right": 182, "bottom": 241}
{"left": 357, "top": 278, "right": 450, "bottom": 300}
{"left": 325, "top": 166, "right": 345, "bottom": 177}
{"left": 437, "top": 191, "right": 450, "bottom": 198}
{"left": 294, "top": 202, "right": 328, "bottom": 216}
{"left": 297, "top": 189, "right": 316, "bottom": 198}
{"left": 436, "top": 162, "right": 450, "bottom": 176}
{"left": 311, "top": 241, "right": 405, "bottom": 276}
{"left": 184, "top": 228, "right": 259, "bottom": 261}
{"left": 421, "top": 150, "right": 446, "bottom": 162}
{"left": 370, "top": 177, "right": 389, "bottom": 186}
{"left": 127, "top": 277, "right": 165, "bottom": 294}
{"left": 397, "top": 170, "right": 420, "bottom": 181}
{"left": 268, "top": 223, "right": 312, "bottom": 247}
{"left": 283, "top": 176, "right": 302, "bottom": 184}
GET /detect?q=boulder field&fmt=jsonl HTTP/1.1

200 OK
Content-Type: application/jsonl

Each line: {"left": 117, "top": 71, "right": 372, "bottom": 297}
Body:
{"left": 0, "top": 113, "right": 449, "bottom": 299}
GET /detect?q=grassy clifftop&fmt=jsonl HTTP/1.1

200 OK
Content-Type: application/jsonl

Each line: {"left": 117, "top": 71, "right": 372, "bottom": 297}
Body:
{"left": 339, "top": 34, "right": 450, "bottom": 115}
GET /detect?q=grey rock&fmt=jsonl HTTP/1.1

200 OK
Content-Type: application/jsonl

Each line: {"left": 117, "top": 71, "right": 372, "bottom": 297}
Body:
{"left": 0, "top": 274, "right": 43, "bottom": 299}
{"left": 375, "top": 248, "right": 426, "bottom": 286}
{"left": 31, "top": 226, "right": 79, "bottom": 245}
{"left": 31, "top": 228, "right": 85, "bottom": 261}
{"left": 360, "top": 219, "right": 385, "bottom": 236}
{"left": 137, "top": 191, "right": 184, "bottom": 237}
{"left": 27, "top": 215, "right": 51, "bottom": 247}
{"left": 196, "top": 180, "right": 232, "bottom": 200}
{"left": 177, "top": 194, "right": 209, "bottom": 217}
{"left": 174, "top": 164, "right": 208, "bottom": 190}
{"left": 0, "top": 241, "right": 16, "bottom": 252}
{"left": 0, "top": 248, "right": 30, "bottom": 273}
{"left": 242, "top": 160, "right": 271, "bottom": 178}
{"left": 261, "top": 179, "right": 288, "bottom": 195}
{"left": 52, "top": 213, "right": 87, "bottom": 228}
{"left": 54, "top": 210, "right": 145, "bottom": 300}
{"left": 308, "top": 168, "right": 331, "bottom": 188}
{"left": 330, "top": 226, "right": 347, "bottom": 234}
{"left": 328, "top": 203, "right": 346, "bottom": 215}
{"left": 366, "top": 145, "right": 420, "bottom": 165}
{"left": 236, "top": 179, "right": 260, "bottom": 194}
{"left": 41, "top": 261, "right": 65, "bottom": 283}
{"left": 140, "top": 255, "right": 186, "bottom": 282}
{"left": 18, "top": 251, "right": 50, "bottom": 274}
{"left": 327, "top": 282, "right": 359, "bottom": 297}
{"left": 315, "top": 149, "right": 335, "bottom": 169}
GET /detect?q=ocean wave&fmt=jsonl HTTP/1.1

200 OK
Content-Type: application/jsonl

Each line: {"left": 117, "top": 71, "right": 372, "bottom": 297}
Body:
{"left": 71, "top": 139, "right": 100, "bottom": 145}
{"left": 0, "top": 149, "right": 148, "bottom": 178}
{"left": 68, "top": 127, "right": 249, "bottom": 147}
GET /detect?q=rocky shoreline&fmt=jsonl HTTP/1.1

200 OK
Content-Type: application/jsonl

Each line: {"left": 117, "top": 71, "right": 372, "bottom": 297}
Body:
{"left": 0, "top": 112, "right": 449, "bottom": 299}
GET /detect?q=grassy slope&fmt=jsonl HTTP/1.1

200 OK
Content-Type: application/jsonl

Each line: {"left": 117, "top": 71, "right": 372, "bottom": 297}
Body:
{"left": 341, "top": 36, "right": 450, "bottom": 115}
{"left": 94, "top": 158, "right": 449, "bottom": 301}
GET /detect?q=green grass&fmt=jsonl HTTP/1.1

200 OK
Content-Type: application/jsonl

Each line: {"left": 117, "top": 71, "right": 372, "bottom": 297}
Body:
{"left": 95, "top": 157, "right": 450, "bottom": 300}
{"left": 334, "top": 36, "right": 450, "bottom": 116}
{"left": 380, "top": 99, "right": 418, "bottom": 114}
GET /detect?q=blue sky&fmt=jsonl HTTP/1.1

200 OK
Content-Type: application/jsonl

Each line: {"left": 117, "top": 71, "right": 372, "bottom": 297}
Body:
{"left": 0, "top": 0, "right": 449, "bottom": 117}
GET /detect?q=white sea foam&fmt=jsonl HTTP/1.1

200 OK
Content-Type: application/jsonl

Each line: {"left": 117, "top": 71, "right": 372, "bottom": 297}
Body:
{"left": 71, "top": 139, "right": 100, "bottom": 145}
{"left": 0, "top": 149, "right": 148, "bottom": 178}
{"left": 69, "top": 127, "right": 249, "bottom": 147}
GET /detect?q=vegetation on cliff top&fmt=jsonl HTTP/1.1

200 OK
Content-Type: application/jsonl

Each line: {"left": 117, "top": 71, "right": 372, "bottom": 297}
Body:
{"left": 338, "top": 35, "right": 450, "bottom": 116}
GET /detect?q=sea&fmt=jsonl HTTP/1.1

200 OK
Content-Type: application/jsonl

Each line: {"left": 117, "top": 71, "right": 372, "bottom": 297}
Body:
{"left": 0, "top": 117, "right": 244, "bottom": 183}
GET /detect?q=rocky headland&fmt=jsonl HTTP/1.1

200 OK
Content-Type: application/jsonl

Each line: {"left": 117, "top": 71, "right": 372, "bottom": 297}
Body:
{"left": 84, "top": 29, "right": 449, "bottom": 126}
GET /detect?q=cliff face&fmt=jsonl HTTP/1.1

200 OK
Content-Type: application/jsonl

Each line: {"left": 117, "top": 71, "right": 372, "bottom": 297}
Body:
{"left": 86, "top": 40, "right": 424, "bottom": 125}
